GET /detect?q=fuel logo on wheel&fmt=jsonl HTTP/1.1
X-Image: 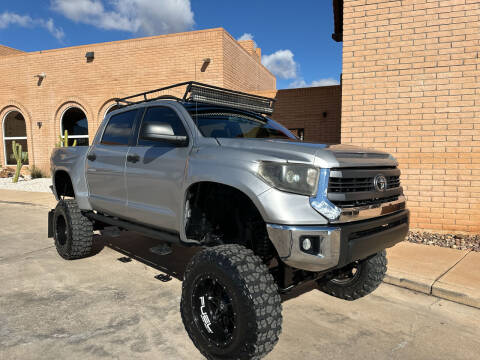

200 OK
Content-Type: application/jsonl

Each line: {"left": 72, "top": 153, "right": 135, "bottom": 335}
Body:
{"left": 199, "top": 296, "right": 213, "bottom": 333}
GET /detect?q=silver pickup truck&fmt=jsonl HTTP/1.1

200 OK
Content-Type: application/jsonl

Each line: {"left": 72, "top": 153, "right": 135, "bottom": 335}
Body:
{"left": 49, "top": 82, "right": 409, "bottom": 360}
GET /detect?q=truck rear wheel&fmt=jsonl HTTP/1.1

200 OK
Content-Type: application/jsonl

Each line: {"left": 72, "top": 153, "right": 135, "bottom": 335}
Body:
{"left": 53, "top": 199, "right": 93, "bottom": 260}
{"left": 318, "top": 250, "right": 387, "bottom": 301}
{"left": 181, "top": 244, "right": 282, "bottom": 360}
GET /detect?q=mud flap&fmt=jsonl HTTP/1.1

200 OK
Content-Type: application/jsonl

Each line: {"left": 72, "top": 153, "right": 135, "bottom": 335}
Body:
{"left": 48, "top": 209, "right": 55, "bottom": 238}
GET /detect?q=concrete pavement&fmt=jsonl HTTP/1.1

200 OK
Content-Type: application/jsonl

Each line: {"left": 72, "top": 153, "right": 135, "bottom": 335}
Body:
{"left": 0, "top": 189, "right": 57, "bottom": 208}
{"left": 432, "top": 251, "right": 480, "bottom": 309}
{"left": 385, "top": 242, "right": 480, "bottom": 308}
{"left": 1, "top": 188, "right": 480, "bottom": 308}
{"left": 1, "top": 200, "right": 479, "bottom": 360}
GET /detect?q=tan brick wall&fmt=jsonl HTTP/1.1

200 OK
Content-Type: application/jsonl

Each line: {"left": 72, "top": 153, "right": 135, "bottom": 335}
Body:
{"left": 341, "top": 0, "right": 480, "bottom": 233}
{"left": 0, "top": 45, "right": 24, "bottom": 57}
{"left": 262, "top": 86, "right": 342, "bottom": 144}
{"left": 223, "top": 33, "right": 275, "bottom": 91}
{"left": 237, "top": 40, "right": 262, "bottom": 62}
{"left": 0, "top": 28, "right": 275, "bottom": 173}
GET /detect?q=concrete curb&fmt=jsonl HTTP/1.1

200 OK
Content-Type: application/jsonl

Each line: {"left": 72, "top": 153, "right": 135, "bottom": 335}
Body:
{"left": 385, "top": 242, "right": 479, "bottom": 309}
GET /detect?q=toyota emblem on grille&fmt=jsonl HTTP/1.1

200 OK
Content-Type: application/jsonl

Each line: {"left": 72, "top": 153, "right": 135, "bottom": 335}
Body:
{"left": 374, "top": 174, "right": 387, "bottom": 192}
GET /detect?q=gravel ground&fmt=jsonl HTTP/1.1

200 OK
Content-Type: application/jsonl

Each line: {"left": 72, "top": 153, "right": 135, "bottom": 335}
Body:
{"left": 0, "top": 177, "right": 52, "bottom": 193}
{"left": 407, "top": 231, "right": 480, "bottom": 252}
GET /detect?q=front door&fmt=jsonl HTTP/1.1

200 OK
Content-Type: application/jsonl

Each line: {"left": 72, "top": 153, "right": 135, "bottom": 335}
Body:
{"left": 86, "top": 109, "right": 139, "bottom": 217}
{"left": 125, "top": 106, "right": 190, "bottom": 232}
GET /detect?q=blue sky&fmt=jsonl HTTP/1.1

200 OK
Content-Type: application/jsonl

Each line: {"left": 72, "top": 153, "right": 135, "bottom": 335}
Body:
{"left": 0, "top": 1, "right": 342, "bottom": 89}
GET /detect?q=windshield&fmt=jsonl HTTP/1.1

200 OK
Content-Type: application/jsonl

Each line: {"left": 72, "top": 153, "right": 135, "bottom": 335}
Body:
{"left": 189, "top": 111, "right": 297, "bottom": 140}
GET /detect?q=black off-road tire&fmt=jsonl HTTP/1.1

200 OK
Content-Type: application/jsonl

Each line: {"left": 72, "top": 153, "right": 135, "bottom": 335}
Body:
{"left": 181, "top": 244, "right": 282, "bottom": 360}
{"left": 318, "top": 250, "right": 387, "bottom": 301}
{"left": 53, "top": 199, "right": 93, "bottom": 260}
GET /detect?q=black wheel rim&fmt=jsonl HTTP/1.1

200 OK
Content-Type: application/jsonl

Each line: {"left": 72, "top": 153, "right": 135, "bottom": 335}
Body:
{"left": 331, "top": 261, "right": 361, "bottom": 285}
{"left": 55, "top": 215, "right": 68, "bottom": 246}
{"left": 192, "top": 274, "right": 236, "bottom": 348}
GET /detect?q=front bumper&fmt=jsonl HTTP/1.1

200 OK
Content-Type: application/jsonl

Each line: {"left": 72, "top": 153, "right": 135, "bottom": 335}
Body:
{"left": 266, "top": 210, "right": 409, "bottom": 272}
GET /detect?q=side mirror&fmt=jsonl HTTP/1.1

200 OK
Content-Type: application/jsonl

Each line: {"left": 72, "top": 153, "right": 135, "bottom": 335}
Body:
{"left": 140, "top": 123, "right": 189, "bottom": 146}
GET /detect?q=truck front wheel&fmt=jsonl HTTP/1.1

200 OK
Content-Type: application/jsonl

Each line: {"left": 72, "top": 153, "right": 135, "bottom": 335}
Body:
{"left": 318, "top": 250, "right": 387, "bottom": 301}
{"left": 53, "top": 199, "right": 93, "bottom": 260}
{"left": 181, "top": 244, "right": 282, "bottom": 360}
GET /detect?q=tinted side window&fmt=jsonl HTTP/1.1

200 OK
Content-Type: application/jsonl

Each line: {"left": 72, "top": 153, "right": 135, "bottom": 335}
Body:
{"left": 101, "top": 110, "right": 137, "bottom": 146}
{"left": 138, "top": 107, "right": 187, "bottom": 146}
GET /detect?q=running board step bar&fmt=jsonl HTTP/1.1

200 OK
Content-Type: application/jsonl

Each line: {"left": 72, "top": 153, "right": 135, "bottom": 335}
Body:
{"left": 85, "top": 212, "right": 181, "bottom": 244}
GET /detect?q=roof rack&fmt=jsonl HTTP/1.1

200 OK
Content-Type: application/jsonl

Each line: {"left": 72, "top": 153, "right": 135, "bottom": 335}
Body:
{"left": 114, "top": 81, "right": 275, "bottom": 115}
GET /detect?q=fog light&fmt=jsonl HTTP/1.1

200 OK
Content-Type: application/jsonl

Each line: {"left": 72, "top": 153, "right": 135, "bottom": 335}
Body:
{"left": 302, "top": 238, "right": 312, "bottom": 251}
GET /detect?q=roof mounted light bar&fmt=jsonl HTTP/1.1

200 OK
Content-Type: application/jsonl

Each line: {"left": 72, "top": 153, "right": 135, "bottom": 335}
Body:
{"left": 115, "top": 81, "right": 275, "bottom": 115}
{"left": 185, "top": 82, "right": 274, "bottom": 115}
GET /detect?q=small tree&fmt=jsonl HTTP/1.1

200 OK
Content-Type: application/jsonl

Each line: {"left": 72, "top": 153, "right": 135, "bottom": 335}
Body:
{"left": 56, "top": 130, "right": 77, "bottom": 147}
{"left": 11, "top": 141, "right": 28, "bottom": 183}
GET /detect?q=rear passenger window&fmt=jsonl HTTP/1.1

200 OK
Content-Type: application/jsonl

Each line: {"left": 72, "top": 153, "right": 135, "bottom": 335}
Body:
{"left": 137, "top": 107, "right": 187, "bottom": 146}
{"left": 101, "top": 110, "right": 137, "bottom": 145}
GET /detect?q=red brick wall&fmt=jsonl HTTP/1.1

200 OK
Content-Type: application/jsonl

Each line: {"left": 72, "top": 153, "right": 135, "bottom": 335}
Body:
{"left": 0, "top": 28, "right": 275, "bottom": 172}
{"left": 341, "top": 0, "right": 480, "bottom": 233}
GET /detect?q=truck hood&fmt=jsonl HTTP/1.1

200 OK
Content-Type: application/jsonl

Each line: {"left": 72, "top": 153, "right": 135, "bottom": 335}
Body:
{"left": 215, "top": 138, "right": 398, "bottom": 168}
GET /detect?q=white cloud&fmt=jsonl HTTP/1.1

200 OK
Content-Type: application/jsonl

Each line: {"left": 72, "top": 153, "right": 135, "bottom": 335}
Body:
{"left": 261, "top": 49, "right": 297, "bottom": 79}
{"left": 237, "top": 33, "right": 257, "bottom": 48}
{"left": 0, "top": 12, "right": 32, "bottom": 28}
{"left": 0, "top": 11, "right": 64, "bottom": 40}
{"left": 311, "top": 78, "right": 340, "bottom": 86}
{"left": 238, "top": 32, "right": 341, "bottom": 88}
{"left": 44, "top": 18, "right": 65, "bottom": 40}
{"left": 238, "top": 33, "right": 253, "bottom": 41}
{"left": 289, "top": 77, "right": 340, "bottom": 88}
{"left": 51, "top": 0, "right": 194, "bottom": 36}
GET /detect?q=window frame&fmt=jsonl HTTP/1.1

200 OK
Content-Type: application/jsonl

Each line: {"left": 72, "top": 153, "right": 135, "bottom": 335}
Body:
{"left": 134, "top": 106, "right": 189, "bottom": 146}
{"left": 60, "top": 107, "right": 89, "bottom": 145}
{"left": 2, "top": 110, "right": 28, "bottom": 166}
{"left": 100, "top": 109, "right": 140, "bottom": 146}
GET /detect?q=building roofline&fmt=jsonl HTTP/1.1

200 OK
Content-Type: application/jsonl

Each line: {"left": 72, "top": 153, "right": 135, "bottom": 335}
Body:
{"left": 0, "top": 44, "right": 25, "bottom": 55}
{"left": 7, "top": 27, "right": 227, "bottom": 57}
{"left": 278, "top": 84, "right": 341, "bottom": 92}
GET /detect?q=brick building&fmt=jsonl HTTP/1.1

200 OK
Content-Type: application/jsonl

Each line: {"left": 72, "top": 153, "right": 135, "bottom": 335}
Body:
{"left": 333, "top": 0, "right": 480, "bottom": 233}
{"left": 255, "top": 86, "right": 342, "bottom": 144}
{"left": 0, "top": 28, "right": 275, "bottom": 172}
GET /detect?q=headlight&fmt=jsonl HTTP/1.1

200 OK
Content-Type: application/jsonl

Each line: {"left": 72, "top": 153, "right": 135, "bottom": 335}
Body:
{"left": 258, "top": 161, "right": 319, "bottom": 196}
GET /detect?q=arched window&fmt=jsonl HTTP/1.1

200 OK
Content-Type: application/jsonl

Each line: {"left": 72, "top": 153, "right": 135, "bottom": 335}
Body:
{"left": 61, "top": 107, "right": 89, "bottom": 146}
{"left": 3, "top": 111, "right": 28, "bottom": 166}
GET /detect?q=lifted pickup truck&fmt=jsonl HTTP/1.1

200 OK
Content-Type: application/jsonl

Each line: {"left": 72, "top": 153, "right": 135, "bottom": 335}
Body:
{"left": 49, "top": 82, "right": 409, "bottom": 360}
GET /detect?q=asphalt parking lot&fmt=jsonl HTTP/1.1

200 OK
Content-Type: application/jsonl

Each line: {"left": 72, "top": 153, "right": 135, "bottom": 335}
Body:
{"left": 1, "top": 201, "right": 479, "bottom": 360}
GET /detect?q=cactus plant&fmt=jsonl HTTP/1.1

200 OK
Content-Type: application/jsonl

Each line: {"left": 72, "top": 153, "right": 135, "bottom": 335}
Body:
{"left": 11, "top": 141, "right": 28, "bottom": 183}
{"left": 56, "top": 130, "right": 77, "bottom": 147}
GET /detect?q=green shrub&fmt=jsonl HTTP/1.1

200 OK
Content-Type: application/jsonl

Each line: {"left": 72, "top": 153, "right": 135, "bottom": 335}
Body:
{"left": 30, "top": 166, "right": 44, "bottom": 179}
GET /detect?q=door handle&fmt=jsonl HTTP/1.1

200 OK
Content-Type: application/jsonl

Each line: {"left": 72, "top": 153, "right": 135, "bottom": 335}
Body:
{"left": 127, "top": 154, "right": 140, "bottom": 163}
{"left": 87, "top": 153, "right": 96, "bottom": 161}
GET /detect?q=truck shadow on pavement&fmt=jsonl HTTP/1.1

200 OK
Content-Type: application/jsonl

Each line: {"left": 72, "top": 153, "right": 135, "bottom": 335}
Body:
{"left": 90, "top": 231, "right": 318, "bottom": 301}
{"left": 91, "top": 231, "right": 201, "bottom": 281}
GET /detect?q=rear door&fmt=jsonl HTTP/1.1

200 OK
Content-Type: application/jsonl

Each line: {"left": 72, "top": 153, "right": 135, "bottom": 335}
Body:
{"left": 125, "top": 106, "right": 190, "bottom": 231}
{"left": 86, "top": 109, "right": 139, "bottom": 217}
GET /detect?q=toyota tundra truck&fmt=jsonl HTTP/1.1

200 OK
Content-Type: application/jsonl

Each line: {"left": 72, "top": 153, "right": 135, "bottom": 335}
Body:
{"left": 49, "top": 82, "right": 409, "bottom": 360}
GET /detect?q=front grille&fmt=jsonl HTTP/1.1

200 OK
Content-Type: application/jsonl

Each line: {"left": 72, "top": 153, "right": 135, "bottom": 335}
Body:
{"left": 328, "top": 167, "right": 403, "bottom": 208}
{"left": 333, "top": 195, "right": 400, "bottom": 208}
{"left": 328, "top": 175, "right": 400, "bottom": 193}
